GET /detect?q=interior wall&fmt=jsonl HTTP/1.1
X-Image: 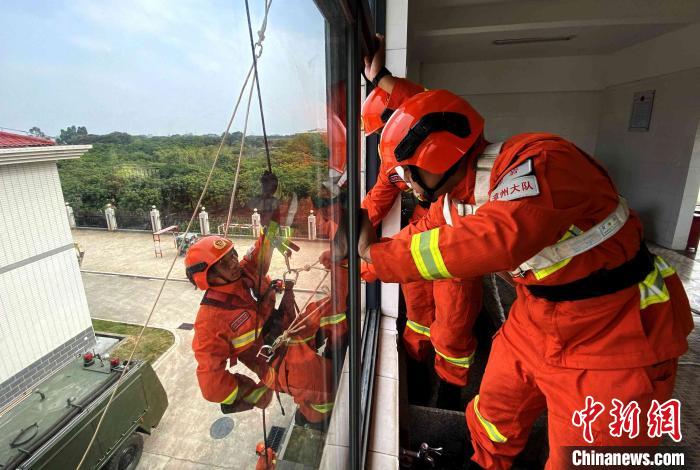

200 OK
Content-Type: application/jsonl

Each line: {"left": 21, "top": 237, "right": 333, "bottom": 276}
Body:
{"left": 594, "top": 23, "right": 700, "bottom": 249}
{"left": 595, "top": 68, "right": 700, "bottom": 249}
{"left": 416, "top": 22, "right": 700, "bottom": 249}
{"left": 420, "top": 55, "right": 604, "bottom": 153}
{"left": 465, "top": 91, "right": 602, "bottom": 153}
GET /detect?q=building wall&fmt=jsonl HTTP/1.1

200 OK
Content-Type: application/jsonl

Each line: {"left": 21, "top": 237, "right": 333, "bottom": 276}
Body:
{"left": 594, "top": 23, "right": 700, "bottom": 249}
{"left": 381, "top": 0, "right": 410, "bottom": 318}
{"left": 420, "top": 55, "right": 604, "bottom": 153}
{"left": 0, "top": 161, "right": 94, "bottom": 407}
{"left": 417, "top": 23, "right": 700, "bottom": 249}
{"left": 595, "top": 68, "right": 700, "bottom": 248}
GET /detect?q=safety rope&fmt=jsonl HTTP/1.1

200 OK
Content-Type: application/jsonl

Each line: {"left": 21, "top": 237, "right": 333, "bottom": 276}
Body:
{"left": 244, "top": 0, "right": 274, "bottom": 463}
{"left": 257, "top": 267, "right": 331, "bottom": 362}
{"left": 245, "top": 0, "right": 273, "bottom": 173}
{"left": 223, "top": 74, "right": 257, "bottom": 238}
{"left": 75, "top": 3, "right": 273, "bottom": 468}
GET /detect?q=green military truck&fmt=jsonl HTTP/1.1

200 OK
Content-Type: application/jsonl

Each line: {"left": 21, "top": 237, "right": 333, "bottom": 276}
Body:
{"left": 0, "top": 355, "right": 167, "bottom": 470}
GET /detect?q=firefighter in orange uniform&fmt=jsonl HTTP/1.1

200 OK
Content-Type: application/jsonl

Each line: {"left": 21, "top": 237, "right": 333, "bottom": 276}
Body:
{"left": 187, "top": 234, "right": 277, "bottom": 413}
{"left": 255, "top": 442, "right": 276, "bottom": 470}
{"left": 358, "top": 89, "right": 693, "bottom": 469}
{"left": 361, "top": 44, "right": 483, "bottom": 398}
{"left": 187, "top": 232, "right": 335, "bottom": 425}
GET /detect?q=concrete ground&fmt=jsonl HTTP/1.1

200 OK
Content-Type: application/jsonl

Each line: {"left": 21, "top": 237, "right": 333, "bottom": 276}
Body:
{"left": 74, "top": 229, "right": 331, "bottom": 469}
{"left": 74, "top": 228, "right": 331, "bottom": 292}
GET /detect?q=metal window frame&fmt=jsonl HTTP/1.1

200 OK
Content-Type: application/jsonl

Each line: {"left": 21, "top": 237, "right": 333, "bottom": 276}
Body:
{"left": 314, "top": 1, "right": 382, "bottom": 467}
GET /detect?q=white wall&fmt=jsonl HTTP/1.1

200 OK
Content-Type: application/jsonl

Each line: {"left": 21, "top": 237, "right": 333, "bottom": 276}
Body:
{"left": 595, "top": 68, "right": 700, "bottom": 248}
{"left": 417, "top": 23, "right": 700, "bottom": 248}
{"left": 465, "top": 91, "right": 602, "bottom": 153}
{"left": 420, "top": 55, "right": 604, "bottom": 153}
{"left": 0, "top": 162, "right": 93, "bottom": 382}
{"left": 381, "top": 0, "right": 410, "bottom": 318}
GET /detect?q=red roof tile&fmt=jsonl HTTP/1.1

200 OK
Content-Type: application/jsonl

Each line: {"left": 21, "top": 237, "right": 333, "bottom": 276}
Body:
{"left": 0, "top": 131, "right": 55, "bottom": 148}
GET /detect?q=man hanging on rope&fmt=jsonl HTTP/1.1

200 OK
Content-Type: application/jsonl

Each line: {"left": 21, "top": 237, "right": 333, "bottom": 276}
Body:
{"left": 186, "top": 230, "right": 336, "bottom": 426}
{"left": 187, "top": 233, "right": 278, "bottom": 413}
{"left": 255, "top": 441, "right": 277, "bottom": 470}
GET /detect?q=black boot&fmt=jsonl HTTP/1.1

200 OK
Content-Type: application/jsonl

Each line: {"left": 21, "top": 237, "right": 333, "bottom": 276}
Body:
{"left": 405, "top": 355, "right": 432, "bottom": 406}
{"left": 435, "top": 380, "right": 462, "bottom": 411}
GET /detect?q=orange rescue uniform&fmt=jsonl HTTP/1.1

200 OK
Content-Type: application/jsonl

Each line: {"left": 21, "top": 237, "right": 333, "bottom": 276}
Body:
{"left": 192, "top": 238, "right": 276, "bottom": 411}
{"left": 192, "top": 238, "right": 336, "bottom": 422}
{"left": 369, "top": 133, "right": 693, "bottom": 469}
{"left": 363, "top": 157, "right": 481, "bottom": 385}
{"left": 255, "top": 448, "right": 277, "bottom": 470}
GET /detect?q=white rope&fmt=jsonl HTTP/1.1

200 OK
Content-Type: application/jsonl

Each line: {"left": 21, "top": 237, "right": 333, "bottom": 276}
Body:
{"left": 75, "top": 5, "right": 273, "bottom": 468}
{"left": 224, "top": 74, "right": 257, "bottom": 237}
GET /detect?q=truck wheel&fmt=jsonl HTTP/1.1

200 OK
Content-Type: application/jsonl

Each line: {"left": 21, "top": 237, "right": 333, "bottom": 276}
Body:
{"left": 106, "top": 433, "right": 143, "bottom": 470}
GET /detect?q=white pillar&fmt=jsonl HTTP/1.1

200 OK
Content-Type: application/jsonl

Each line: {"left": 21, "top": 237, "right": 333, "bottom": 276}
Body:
{"left": 65, "top": 203, "right": 76, "bottom": 229}
{"left": 199, "top": 206, "right": 210, "bottom": 236}
{"left": 251, "top": 208, "right": 261, "bottom": 238}
{"left": 149, "top": 205, "right": 162, "bottom": 233}
{"left": 105, "top": 204, "right": 117, "bottom": 231}
{"left": 307, "top": 210, "right": 317, "bottom": 240}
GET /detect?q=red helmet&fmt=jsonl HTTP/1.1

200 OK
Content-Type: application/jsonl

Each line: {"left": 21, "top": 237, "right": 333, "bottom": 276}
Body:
{"left": 361, "top": 79, "right": 425, "bottom": 136}
{"left": 255, "top": 442, "right": 266, "bottom": 455}
{"left": 361, "top": 87, "right": 391, "bottom": 135}
{"left": 379, "top": 89, "right": 484, "bottom": 175}
{"left": 184, "top": 235, "right": 235, "bottom": 291}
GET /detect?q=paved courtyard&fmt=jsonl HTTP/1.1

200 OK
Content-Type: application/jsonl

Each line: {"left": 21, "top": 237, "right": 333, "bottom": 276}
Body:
{"left": 74, "top": 230, "right": 700, "bottom": 468}
{"left": 74, "top": 229, "right": 332, "bottom": 469}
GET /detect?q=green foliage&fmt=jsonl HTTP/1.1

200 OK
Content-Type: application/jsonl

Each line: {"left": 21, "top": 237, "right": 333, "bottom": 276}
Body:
{"left": 29, "top": 126, "right": 47, "bottom": 138}
{"left": 58, "top": 130, "right": 329, "bottom": 215}
{"left": 57, "top": 125, "right": 88, "bottom": 144}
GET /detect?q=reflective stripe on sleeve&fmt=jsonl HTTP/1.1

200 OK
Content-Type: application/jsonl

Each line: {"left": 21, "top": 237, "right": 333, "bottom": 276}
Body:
{"left": 221, "top": 385, "right": 239, "bottom": 405}
{"left": 232, "top": 327, "right": 263, "bottom": 349}
{"left": 406, "top": 320, "right": 431, "bottom": 337}
{"left": 410, "top": 228, "right": 453, "bottom": 280}
{"left": 435, "top": 348, "right": 475, "bottom": 369}
{"left": 319, "top": 312, "right": 347, "bottom": 327}
{"left": 473, "top": 395, "right": 508, "bottom": 443}
{"left": 310, "top": 402, "right": 334, "bottom": 414}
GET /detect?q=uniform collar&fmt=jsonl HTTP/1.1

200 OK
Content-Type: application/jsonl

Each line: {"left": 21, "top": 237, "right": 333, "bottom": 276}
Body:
{"left": 448, "top": 137, "right": 490, "bottom": 203}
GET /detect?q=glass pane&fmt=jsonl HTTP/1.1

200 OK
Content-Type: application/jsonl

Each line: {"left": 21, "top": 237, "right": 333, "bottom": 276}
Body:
{"left": 0, "top": 1, "right": 352, "bottom": 469}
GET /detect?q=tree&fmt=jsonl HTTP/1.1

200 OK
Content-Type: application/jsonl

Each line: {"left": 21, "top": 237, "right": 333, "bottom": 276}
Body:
{"left": 29, "top": 127, "right": 47, "bottom": 138}
{"left": 58, "top": 125, "right": 88, "bottom": 144}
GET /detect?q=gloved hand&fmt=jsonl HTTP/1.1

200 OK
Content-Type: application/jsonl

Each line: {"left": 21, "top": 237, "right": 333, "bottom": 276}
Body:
{"left": 319, "top": 250, "right": 333, "bottom": 269}
{"left": 264, "top": 221, "right": 300, "bottom": 256}
{"left": 361, "top": 261, "right": 378, "bottom": 282}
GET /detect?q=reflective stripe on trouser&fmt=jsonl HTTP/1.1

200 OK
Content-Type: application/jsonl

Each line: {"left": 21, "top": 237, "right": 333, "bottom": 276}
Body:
{"left": 466, "top": 303, "right": 680, "bottom": 470}
{"left": 319, "top": 312, "right": 346, "bottom": 327}
{"left": 431, "top": 278, "right": 481, "bottom": 386}
{"left": 402, "top": 279, "right": 435, "bottom": 362}
{"left": 410, "top": 228, "right": 453, "bottom": 280}
{"left": 473, "top": 395, "right": 507, "bottom": 443}
{"left": 639, "top": 256, "right": 675, "bottom": 309}
{"left": 289, "top": 334, "right": 315, "bottom": 345}
{"left": 220, "top": 385, "right": 239, "bottom": 405}
{"left": 244, "top": 385, "right": 269, "bottom": 405}
{"left": 310, "top": 402, "right": 334, "bottom": 414}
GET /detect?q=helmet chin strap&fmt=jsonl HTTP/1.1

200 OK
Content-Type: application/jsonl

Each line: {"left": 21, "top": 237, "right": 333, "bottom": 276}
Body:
{"left": 408, "top": 156, "right": 464, "bottom": 203}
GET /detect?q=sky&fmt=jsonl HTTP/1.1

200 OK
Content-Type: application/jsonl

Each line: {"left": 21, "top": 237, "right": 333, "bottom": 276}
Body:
{"left": 0, "top": 0, "right": 328, "bottom": 137}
